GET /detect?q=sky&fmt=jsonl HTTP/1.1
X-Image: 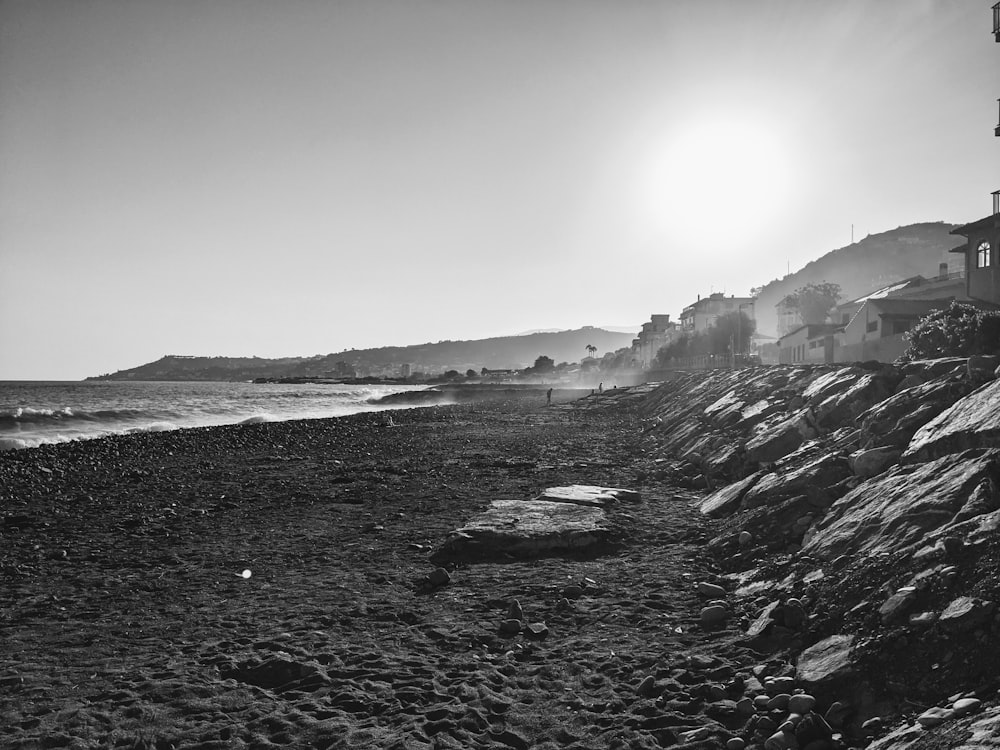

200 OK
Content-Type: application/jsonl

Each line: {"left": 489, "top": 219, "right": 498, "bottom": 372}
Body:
{"left": 1, "top": 0, "right": 997, "bottom": 380}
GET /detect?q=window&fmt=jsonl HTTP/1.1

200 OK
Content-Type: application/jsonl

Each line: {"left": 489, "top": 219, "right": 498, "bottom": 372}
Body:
{"left": 866, "top": 320, "right": 878, "bottom": 333}
{"left": 891, "top": 319, "right": 911, "bottom": 335}
{"left": 978, "top": 241, "right": 992, "bottom": 268}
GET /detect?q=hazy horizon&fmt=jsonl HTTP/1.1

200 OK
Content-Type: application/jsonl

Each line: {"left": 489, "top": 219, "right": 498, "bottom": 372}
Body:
{"left": 2, "top": 0, "right": 996, "bottom": 379}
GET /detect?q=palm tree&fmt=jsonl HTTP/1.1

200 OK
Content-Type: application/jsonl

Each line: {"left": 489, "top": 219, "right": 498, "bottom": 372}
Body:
{"left": 585, "top": 344, "right": 597, "bottom": 358}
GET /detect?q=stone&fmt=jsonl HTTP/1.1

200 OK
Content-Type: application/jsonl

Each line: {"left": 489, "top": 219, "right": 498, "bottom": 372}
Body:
{"left": 736, "top": 697, "right": 755, "bottom": 717}
{"left": 916, "top": 706, "right": 954, "bottom": 728}
{"left": 802, "top": 451, "right": 1000, "bottom": 561}
{"left": 795, "top": 713, "right": 833, "bottom": 747}
{"left": 764, "top": 730, "right": 793, "bottom": 750}
{"left": 742, "top": 454, "right": 851, "bottom": 508}
{"left": 767, "top": 694, "right": 791, "bottom": 711}
{"left": 878, "top": 587, "right": 917, "bottom": 625}
{"left": 636, "top": 675, "right": 656, "bottom": 697}
{"left": 905, "top": 378, "right": 1000, "bottom": 461}
{"left": 968, "top": 355, "right": 1000, "bottom": 380}
{"left": 507, "top": 600, "right": 523, "bottom": 621}
{"left": 768, "top": 676, "right": 796, "bottom": 695}
{"left": 700, "top": 471, "right": 768, "bottom": 518}
{"left": 739, "top": 531, "right": 753, "bottom": 547}
{"left": 908, "top": 611, "right": 937, "bottom": 628}
{"left": 525, "top": 622, "right": 549, "bottom": 639}
{"left": 499, "top": 619, "right": 522, "bottom": 634}
{"left": 700, "top": 605, "right": 730, "bottom": 626}
{"left": 788, "top": 694, "right": 817, "bottom": 714}
{"left": 432, "top": 498, "right": 610, "bottom": 562}
{"left": 952, "top": 697, "right": 982, "bottom": 717}
{"left": 858, "top": 372, "right": 973, "bottom": 449}
{"left": 824, "top": 702, "right": 851, "bottom": 729}
{"left": 861, "top": 717, "right": 884, "bottom": 736}
{"left": 428, "top": 567, "right": 451, "bottom": 587}
{"left": 849, "top": 447, "right": 902, "bottom": 479}
{"left": 727, "top": 738, "right": 746, "bottom": 750}
{"left": 796, "top": 635, "right": 854, "bottom": 694}
{"left": 939, "top": 596, "right": 995, "bottom": 632}
{"left": 533, "top": 485, "right": 640, "bottom": 507}
{"left": 562, "top": 584, "right": 584, "bottom": 599}
{"left": 746, "top": 411, "right": 814, "bottom": 465}
{"left": 698, "top": 582, "right": 727, "bottom": 598}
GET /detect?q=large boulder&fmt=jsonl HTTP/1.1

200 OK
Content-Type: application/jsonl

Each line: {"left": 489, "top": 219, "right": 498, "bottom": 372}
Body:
{"left": 858, "top": 373, "right": 974, "bottom": 449}
{"left": 745, "top": 409, "right": 818, "bottom": 464}
{"left": 432, "top": 497, "right": 611, "bottom": 562}
{"left": 801, "top": 450, "right": 1000, "bottom": 561}
{"left": 796, "top": 634, "right": 855, "bottom": 696}
{"left": 904, "top": 378, "right": 1000, "bottom": 462}
{"left": 742, "top": 453, "right": 851, "bottom": 508}
{"left": 700, "top": 471, "right": 768, "bottom": 518}
{"left": 813, "top": 373, "right": 899, "bottom": 430}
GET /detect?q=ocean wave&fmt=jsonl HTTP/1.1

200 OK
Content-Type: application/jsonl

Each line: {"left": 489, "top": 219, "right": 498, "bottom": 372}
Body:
{"left": 0, "top": 406, "right": 157, "bottom": 427}
{"left": 239, "top": 414, "right": 277, "bottom": 424}
{"left": 0, "top": 434, "right": 77, "bottom": 452}
{"left": 125, "top": 422, "right": 179, "bottom": 434}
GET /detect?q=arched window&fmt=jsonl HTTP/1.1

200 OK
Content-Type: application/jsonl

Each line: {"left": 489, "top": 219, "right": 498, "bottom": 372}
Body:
{"left": 977, "top": 241, "right": 992, "bottom": 268}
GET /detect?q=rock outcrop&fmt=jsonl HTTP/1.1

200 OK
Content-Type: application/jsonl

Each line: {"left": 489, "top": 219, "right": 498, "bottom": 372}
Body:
{"left": 637, "top": 358, "right": 1000, "bottom": 747}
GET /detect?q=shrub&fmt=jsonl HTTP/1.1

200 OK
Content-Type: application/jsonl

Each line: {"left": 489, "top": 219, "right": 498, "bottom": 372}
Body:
{"left": 901, "top": 302, "right": 1000, "bottom": 361}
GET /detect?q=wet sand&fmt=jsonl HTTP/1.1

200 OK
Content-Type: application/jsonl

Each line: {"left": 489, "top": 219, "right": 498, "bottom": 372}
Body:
{"left": 0, "top": 391, "right": 749, "bottom": 750}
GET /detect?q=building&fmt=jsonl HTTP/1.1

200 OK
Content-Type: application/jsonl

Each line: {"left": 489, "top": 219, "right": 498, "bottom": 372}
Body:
{"left": 680, "top": 293, "right": 755, "bottom": 334}
{"left": 832, "top": 268, "right": 967, "bottom": 327}
{"left": 836, "top": 298, "right": 956, "bottom": 363}
{"left": 631, "top": 314, "right": 679, "bottom": 368}
{"left": 776, "top": 324, "right": 842, "bottom": 364}
{"left": 947, "top": 5, "right": 1000, "bottom": 304}
{"left": 950, "top": 201, "right": 1000, "bottom": 305}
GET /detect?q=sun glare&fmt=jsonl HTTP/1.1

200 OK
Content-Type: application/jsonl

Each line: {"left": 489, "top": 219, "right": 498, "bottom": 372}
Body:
{"left": 639, "top": 117, "right": 793, "bottom": 246}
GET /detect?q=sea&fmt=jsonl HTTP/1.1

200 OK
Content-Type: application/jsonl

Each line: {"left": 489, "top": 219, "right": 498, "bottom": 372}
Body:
{"left": 0, "top": 380, "right": 426, "bottom": 452}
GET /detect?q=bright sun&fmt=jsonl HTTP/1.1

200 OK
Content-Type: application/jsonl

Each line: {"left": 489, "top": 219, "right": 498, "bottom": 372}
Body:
{"left": 639, "top": 117, "right": 793, "bottom": 246}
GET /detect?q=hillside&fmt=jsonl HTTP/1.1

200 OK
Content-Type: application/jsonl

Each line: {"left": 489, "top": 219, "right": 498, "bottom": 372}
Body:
{"left": 87, "top": 327, "right": 637, "bottom": 381}
{"left": 752, "top": 221, "right": 960, "bottom": 337}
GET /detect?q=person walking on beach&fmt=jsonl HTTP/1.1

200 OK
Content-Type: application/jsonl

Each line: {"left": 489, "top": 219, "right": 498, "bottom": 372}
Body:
{"left": 598, "top": 383, "right": 603, "bottom": 393}
{"left": 546, "top": 388, "right": 552, "bottom": 405}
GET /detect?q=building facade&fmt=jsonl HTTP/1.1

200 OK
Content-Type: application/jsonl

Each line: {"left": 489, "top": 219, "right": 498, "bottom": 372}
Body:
{"left": 680, "top": 293, "right": 755, "bottom": 334}
{"left": 631, "top": 314, "right": 680, "bottom": 368}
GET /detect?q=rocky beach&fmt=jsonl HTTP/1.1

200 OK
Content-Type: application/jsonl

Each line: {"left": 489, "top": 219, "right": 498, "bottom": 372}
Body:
{"left": 3, "top": 365, "right": 1000, "bottom": 750}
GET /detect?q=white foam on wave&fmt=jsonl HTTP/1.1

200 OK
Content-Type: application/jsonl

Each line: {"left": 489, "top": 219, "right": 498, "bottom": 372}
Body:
{"left": 126, "top": 421, "right": 179, "bottom": 434}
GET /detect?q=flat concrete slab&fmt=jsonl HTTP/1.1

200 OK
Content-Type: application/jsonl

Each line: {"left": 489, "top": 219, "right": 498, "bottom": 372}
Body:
{"left": 431, "top": 485, "right": 636, "bottom": 562}
{"left": 532, "top": 485, "right": 640, "bottom": 507}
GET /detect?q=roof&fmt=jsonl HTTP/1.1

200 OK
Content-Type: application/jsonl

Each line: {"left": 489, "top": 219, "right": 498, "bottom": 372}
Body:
{"left": 866, "top": 298, "right": 954, "bottom": 318}
{"left": 951, "top": 213, "right": 1000, "bottom": 237}
{"left": 840, "top": 277, "right": 923, "bottom": 307}
{"left": 777, "top": 323, "right": 842, "bottom": 345}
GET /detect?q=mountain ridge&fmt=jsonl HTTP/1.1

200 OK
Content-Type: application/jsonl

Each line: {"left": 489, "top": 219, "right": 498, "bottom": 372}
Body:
{"left": 87, "top": 327, "right": 638, "bottom": 382}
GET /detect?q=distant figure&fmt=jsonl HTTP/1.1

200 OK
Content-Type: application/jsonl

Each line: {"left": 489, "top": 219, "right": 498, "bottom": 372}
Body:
{"left": 598, "top": 383, "right": 603, "bottom": 393}
{"left": 546, "top": 388, "right": 553, "bottom": 405}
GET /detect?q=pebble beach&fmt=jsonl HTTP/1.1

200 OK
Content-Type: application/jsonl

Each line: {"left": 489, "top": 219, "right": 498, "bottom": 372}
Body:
{"left": 0, "top": 389, "right": 747, "bottom": 750}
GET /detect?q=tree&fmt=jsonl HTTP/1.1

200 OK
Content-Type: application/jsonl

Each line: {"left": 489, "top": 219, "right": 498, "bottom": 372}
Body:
{"left": 585, "top": 344, "right": 597, "bottom": 358}
{"left": 901, "top": 302, "right": 1000, "bottom": 361}
{"left": 531, "top": 355, "right": 555, "bottom": 373}
{"left": 465, "top": 369, "right": 478, "bottom": 379}
{"left": 780, "top": 282, "right": 842, "bottom": 325}
{"left": 709, "top": 311, "right": 756, "bottom": 354}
